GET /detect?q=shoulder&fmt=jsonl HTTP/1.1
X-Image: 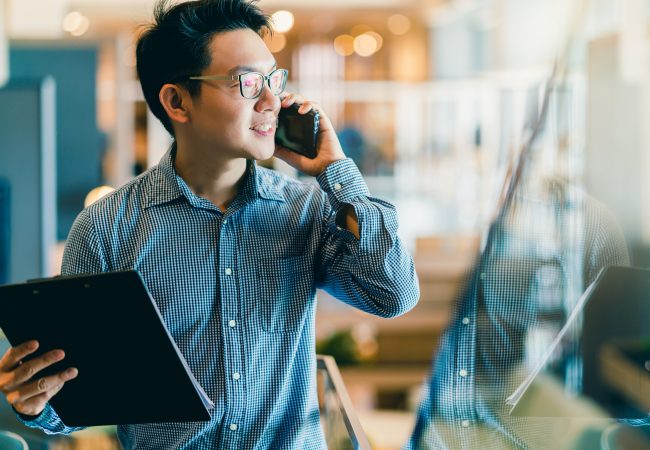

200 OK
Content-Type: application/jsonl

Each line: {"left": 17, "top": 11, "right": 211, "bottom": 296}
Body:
{"left": 71, "top": 167, "right": 158, "bottom": 237}
{"left": 85, "top": 167, "right": 156, "bottom": 218}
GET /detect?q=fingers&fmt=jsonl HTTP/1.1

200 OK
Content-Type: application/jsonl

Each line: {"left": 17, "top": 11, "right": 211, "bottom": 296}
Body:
{"left": 0, "top": 341, "right": 39, "bottom": 372}
{"left": 12, "top": 385, "right": 62, "bottom": 417}
{"left": 6, "top": 367, "right": 78, "bottom": 407}
{"left": 0, "top": 342, "right": 75, "bottom": 418}
{"left": 280, "top": 93, "right": 316, "bottom": 114}
{"left": 274, "top": 146, "right": 305, "bottom": 166}
{"left": 298, "top": 101, "right": 315, "bottom": 114}
{"left": 3, "top": 349, "right": 66, "bottom": 391}
{"left": 280, "top": 92, "right": 298, "bottom": 109}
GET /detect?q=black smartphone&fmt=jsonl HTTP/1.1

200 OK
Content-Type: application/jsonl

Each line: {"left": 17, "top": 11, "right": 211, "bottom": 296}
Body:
{"left": 275, "top": 103, "right": 320, "bottom": 159}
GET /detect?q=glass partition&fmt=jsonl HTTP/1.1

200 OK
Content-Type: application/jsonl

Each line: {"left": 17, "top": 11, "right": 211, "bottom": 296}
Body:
{"left": 406, "top": 0, "right": 650, "bottom": 448}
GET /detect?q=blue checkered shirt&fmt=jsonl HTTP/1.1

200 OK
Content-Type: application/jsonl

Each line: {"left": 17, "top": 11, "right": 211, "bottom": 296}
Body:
{"left": 18, "top": 147, "right": 419, "bottom": 449}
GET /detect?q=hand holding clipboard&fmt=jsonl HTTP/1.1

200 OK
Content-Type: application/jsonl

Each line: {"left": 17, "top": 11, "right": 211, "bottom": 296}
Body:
{"left": 0, "top": 339, "right": 78, "bottom": 418}
{"left": 0, "top": 270, "right": 213, "bottom": 426}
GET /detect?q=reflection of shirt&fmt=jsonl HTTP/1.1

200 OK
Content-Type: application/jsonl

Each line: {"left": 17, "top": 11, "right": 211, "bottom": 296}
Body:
{"left": 407, "top": 194, "right": 629, "bottom": 450}
{"left": 19, "top": 146, "right": 419, "bottom": 450}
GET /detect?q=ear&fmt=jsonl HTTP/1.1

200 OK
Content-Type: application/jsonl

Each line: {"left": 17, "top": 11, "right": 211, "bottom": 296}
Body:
{"left": 159, "top": 84, "right": 191, "bottom": 127}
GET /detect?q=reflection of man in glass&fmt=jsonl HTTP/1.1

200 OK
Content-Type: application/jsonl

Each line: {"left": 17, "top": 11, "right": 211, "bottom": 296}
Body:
{"left": 407, "top": 176, "right": 629, "bottom": 449}
{"left": 0, "top": 1, "right": 419, "bottom": 448}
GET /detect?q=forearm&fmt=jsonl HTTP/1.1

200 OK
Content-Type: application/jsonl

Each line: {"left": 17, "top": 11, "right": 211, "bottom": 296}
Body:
{"left": 317, "top": 159, "right": 420, "bottom": 316}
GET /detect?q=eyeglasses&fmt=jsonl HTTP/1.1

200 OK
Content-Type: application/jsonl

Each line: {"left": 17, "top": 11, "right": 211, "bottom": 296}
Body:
{"left": 189, "top": 68, "right": 289, "bottom": 99}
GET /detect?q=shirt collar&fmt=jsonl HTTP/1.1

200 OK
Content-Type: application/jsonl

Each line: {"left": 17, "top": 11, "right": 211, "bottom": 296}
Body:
{"left": 145, "top": 144, "right": 285, "bottom": 209}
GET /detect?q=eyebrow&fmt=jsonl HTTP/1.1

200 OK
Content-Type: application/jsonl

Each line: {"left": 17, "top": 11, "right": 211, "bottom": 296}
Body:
{"left": 228, "top": 62, "right": 278, "bottom": 76}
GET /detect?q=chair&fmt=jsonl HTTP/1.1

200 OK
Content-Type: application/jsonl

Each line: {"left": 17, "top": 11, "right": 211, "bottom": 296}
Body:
{"left": 0, "top": 430, "right": 28, "bottom": 450}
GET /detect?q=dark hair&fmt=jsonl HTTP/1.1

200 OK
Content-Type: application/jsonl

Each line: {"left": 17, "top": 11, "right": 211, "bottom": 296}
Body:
{"left": 136, "top": 0, "right": 271, "bottom": 135}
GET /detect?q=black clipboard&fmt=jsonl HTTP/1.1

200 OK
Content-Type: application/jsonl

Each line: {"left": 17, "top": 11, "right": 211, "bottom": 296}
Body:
{"left": 0, "top": 270, "right": 214, "bottom": 426}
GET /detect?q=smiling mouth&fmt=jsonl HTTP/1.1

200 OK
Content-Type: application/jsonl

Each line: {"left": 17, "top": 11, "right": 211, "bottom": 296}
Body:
{"left": 250, "top": 122, "right": 275, "bottom": 136}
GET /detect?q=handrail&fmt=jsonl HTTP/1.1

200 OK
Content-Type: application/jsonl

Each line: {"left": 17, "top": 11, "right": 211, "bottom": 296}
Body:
{"left": 316, "top": 355, "right": 372, "bottom": 450}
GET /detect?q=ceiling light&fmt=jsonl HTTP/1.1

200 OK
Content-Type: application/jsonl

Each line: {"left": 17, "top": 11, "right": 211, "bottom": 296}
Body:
{"left": 84, "top": 186, "right": 115, "bottom": 208}
{"left": 387, "top": 14, "right": 411, "bottom": 35}
{"left": 354, "top": 33, "right": 378, "bottom": 57}
{"left": 333, "top": 34, "right": 355, "bottom": 57}
{"left": 271, "top": 10, "right": 294, "bottom": 33}
{"left": 267, "top": 34, "right": 287, "bottom": 53}
{"left": 62, "top": 11, "right": 84, "bottom": 33}
{"left": 63, "top": 11, "right": 90, "bottom": 37}
{"left": 70, "top": 17, "right": 90, "bottom": 37}
{"left": 365, "top": 31, "right": 383, "bottom": 52}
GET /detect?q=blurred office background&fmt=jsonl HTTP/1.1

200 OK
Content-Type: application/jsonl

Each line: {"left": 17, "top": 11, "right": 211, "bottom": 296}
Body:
{"left": 2, "top": 0, "right": 650, "bottom": 449}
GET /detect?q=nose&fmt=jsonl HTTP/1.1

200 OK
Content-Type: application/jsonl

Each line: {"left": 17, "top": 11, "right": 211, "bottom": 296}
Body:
{"left": 254, "top": 83, "right": 280, "bottom": 113}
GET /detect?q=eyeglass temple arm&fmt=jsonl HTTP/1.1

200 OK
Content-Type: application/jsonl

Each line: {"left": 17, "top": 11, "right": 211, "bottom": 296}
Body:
{"left": 188, "top": 75, "right": 237, "bottom": 81}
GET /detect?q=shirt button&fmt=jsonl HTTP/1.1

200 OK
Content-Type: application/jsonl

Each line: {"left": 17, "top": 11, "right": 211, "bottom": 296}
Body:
{"left": 459, "top": 369, "right": 468, "bottom": 377}
{"left": 229, "top": 423, "right": 238, "bottom": 431}
{"left": 462, "top": 317, "right": 470, "bottom": 325}
{"left": 228, "top": 320, "right": 237, "bottom": 328}
{"left": 225, "top": 268, "right": 232, "bottom": 276}
{"left": 223, "top": 219, "right": 228, "bottom": 224}
{"left": 480, "top": 272, "right": 486, "bottom": 280}
{"left": 334, "top": 182, "right": 342, "bottom": 191}
{"left": 232, "top": 372, "right": 241, "bottom": 380}
{"left": 461, "top": 420, "right": 470, "bottom": 428}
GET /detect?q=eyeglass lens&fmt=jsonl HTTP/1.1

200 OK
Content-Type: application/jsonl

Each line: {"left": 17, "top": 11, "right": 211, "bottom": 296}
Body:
{"left": 240, "top": 70, "right": 286, "bottom": 99}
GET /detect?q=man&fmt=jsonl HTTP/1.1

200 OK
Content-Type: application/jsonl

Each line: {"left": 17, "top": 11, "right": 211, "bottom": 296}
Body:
{"left": 0, "top": 1, "right": 419, "bottom": 448}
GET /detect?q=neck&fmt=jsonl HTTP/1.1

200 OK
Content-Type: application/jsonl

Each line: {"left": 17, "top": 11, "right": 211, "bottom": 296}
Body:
{"left": 173, "top": 139, "right": 248, "bottom": 212}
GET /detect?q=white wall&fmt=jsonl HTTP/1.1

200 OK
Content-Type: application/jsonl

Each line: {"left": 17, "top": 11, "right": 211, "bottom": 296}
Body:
{"left": 496, "top": 0, "right": 572, "bottom": 69}
{"left": 0, "top": 0, "right": 8, "bottom": 87}
{"left": 428, "top": 0, "right": 575, "bottom": 77}
{"left": 7, "top": 0, "right": 66, "bottom": 38}
{"left": 587, "top": 34, "right": 648, "bottom": 242}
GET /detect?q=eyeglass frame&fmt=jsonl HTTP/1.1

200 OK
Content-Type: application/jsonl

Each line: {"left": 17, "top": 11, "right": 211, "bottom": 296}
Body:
{"left": 188, "top": 68, "right": 289, "bottom": 99}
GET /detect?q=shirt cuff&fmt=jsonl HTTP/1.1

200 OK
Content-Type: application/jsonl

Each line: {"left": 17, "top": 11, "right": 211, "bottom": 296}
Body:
{"left": 14, "top": 403, "right": 53, "bottom": 428}
{"left": 316, "top": 158, "right": 370, "bottom": 211}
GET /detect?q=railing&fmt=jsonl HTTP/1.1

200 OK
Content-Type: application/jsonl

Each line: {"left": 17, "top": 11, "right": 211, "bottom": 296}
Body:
{"left": 317, "top": 355, "right": 372, "bottom": 450}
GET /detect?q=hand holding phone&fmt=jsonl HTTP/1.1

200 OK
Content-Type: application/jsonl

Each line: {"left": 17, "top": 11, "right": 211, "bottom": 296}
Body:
{"left": 275, "top": 103, "right": 320, "bottom": 159}
{"left": 275, "top": 94, "right": 346, "bottom": 177}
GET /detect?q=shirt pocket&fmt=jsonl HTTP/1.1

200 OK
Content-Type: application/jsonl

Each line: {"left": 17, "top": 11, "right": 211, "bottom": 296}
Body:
{"left": 256, "top": 255, "right": 313, "bottom": 333}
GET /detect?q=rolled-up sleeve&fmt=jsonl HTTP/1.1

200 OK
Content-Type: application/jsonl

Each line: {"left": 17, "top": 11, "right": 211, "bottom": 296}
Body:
{"left": 315, "top": 158, "right": 420, "bottom": 317}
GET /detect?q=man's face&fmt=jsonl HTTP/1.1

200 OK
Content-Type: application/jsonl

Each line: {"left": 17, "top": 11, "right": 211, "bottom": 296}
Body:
{"left": 187, "top": 28, "right": 281, "bottom": 161}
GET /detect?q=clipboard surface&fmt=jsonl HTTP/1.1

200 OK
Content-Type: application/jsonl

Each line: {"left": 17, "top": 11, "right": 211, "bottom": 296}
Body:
{"left": 0, "top": 270, "right": 213, "bottom": 426}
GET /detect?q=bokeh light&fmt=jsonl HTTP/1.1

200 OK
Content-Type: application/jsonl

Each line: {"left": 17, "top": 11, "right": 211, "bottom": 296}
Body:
{"left": 271, "top": 10, "right": 295, "bottom": 33}
{"left": 334, "top": 34, "right": 355, "bottom": 56}
{"left": 354, "top": 33, "right": 379, "bottom": 57}
{"left": 387, "top": 14, "right": 411, "bottom": 35}
{"left": 267, "top": 33, "right": 287, "bottom": 53}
